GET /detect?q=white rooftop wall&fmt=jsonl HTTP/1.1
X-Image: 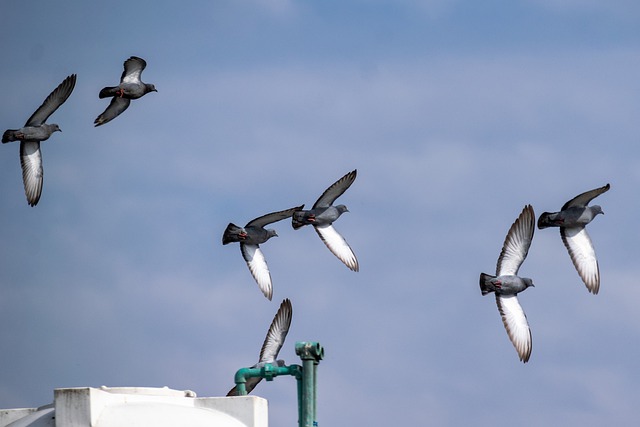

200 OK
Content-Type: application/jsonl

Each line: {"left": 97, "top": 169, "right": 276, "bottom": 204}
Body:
{"left": 0, "top": 387, "right": 268, "bottom": 427}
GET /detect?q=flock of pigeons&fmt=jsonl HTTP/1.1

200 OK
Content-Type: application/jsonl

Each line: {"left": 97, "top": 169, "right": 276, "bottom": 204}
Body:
{"left": 480, "top": 183, "right": 610, "bottom": 362}
{"left": 2, "top": 56, "right": 611, "bottom": 396}
{"left": 221, "top": 170, "right": 360, "bottom": 395}
{"left": 2, "top": 58, "right": 360, "bottom": 395}
{"left": 2, "top": 56, "right": 157, "bottom": 206}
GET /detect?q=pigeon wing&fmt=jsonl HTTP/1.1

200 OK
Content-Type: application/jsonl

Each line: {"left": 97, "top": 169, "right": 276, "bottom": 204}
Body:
{"left": 25, "top": 74, "right": 76, "bottom": 126}
{"left": 561, "top": 184, "right": 610, "bottom": 210}
{"left": 121, "top": 56, "right": 147, "bottom": 84}
{"left": 226, "top": 299, "right": 292, "bottom": 396}
{"left": 94, "top": 97, "right": 131, "bottom": 127}
{"left": 19, "top": 141, "right": 44, "bottom": 206}
{"left": 496, "top": 205, "right": 535, "bottom": 276}
{"left": 314, "top": 224, "right": 359, "bottom": 271}
{"left": 240, "top": 243, "right": 273, "bottom": 300}
{"left": 259, "top": 298, "right": 292, "bottom": 363}
{"left": 561, "top": 227, "right": 600, "bottom": 294}
{"left": 496, "top": 294, "right": 532, "bottom": 362}
{"left": 313, "top": 169, "right": 357, "bottom": 208}
{"left": 247, "top": 205, "right": 304, "bottom": 228}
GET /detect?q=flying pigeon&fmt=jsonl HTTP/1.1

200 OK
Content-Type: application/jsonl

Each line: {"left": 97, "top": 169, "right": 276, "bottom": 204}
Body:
{"left": 480, "top": 205, "right": 536, "bottom": 363}
{"left": 94, "top": 56, "right": 157, "bottom": 126}
{"left": 292, "top": 169, "right": 359, "bottom": 272}
{"left": 2, "top": 74, "right": 77, "bottom": 206}
{"left": 537, "top": 183, "right": 609, "bottom": 295}
{"left": 223, "top": 205, "right": 303, "bottom": 300}
{"left": 227, "top": 298, "right": 293, "bottom": 396}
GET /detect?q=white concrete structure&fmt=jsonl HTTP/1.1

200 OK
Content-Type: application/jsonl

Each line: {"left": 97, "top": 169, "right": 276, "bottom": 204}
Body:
{"left": 0, "top": 386, "right": 268, "bottom": 427}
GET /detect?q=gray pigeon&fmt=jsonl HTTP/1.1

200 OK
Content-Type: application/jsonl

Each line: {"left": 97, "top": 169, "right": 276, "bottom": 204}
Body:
{"left": 227, "top": 298, "right": 293, "bottom": 396}
{"left": 223, "top": 205, "right": 303, "bottom": 300}
{"left": 480, "top": 205, "right": 536, "bottom": 363}
{"left": 538, "top": 183, "right": 609, "bottom": 294}
{"left": 2, "top": 74, "right": 77, "bottom": 206}
{"left": 292, "top": 169, "right": 359, "bottom": 272}
{"left": 94, "top": 56, "right": 157, "bottom": 126}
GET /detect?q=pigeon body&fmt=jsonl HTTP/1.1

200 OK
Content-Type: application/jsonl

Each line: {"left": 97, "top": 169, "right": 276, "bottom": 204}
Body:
{"left": 537, "top": 184, "right": 609, "bottom": 294}
{"left": 2, "top": 74, "right": 76, "bottom": 206}
{"left": 293, "top": 169, "right": 359, "bottom": 272}
{"left": 480, "top": 205, "right": 535, "bottom": 363}
{"left": 227, "top": 299, "right": 293, "bottom": 396}
{"left": 223, "top": 205, "right": 303, "bottom": 300}
{"left": 94, "top": 56, "right": 157, "bottom": 126}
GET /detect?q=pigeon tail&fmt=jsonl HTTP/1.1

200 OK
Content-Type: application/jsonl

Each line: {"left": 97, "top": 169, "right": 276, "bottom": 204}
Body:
{"left": 292, "top": 211, "right": 311, "bottom": 229}
{"left": 479, "top": 273, "right": 496, "bottom": 295}
{"left": 2, "top": 130, "right": 18, "bottom": 143}
{"left": 98, "top": 86, "right": 121, "bottom": 99}
{"left": 537, "top": 212, "right": 557, "bottom": 229}
{"left": 222, "top": 223, "right": 244, "bottom": 245}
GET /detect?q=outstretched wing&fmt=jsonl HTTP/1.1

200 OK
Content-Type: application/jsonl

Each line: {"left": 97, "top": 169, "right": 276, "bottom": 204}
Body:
{"left": 496, "top": 294, "right": 532, "bottom": 363}
{"left": 561, "top": 184, "right": 610, "bottom": 210}
{"left": 259, "top": 298, "right": 293, "bottom": 363}
{"left": 94, "top": 97, "right": 131, "bottom": 127}
{"left": 561, "top": 227, "right": 600, "bottom": 294}
{"left": 496, "top": 205, "right": 535, "bottom": 276}
{"left": 314, "top": 224, "right": 359, "bottom": 271}
{"left": 26, "top": 74, "right": 76, "bottom": 126}
{"left": 240, "top": 243, "right": 273, "bottom": 300}
{"left": 20, "top": 141, "right": 43, "bottom": 206}
{"left": 313, "top": 169, "right": 357, "bottom": 208}
{"left": 121, "top": 56, "right": 147, "bottom": 84}
{"left": 247, "top": 205, "right": 304, "bottom": 228}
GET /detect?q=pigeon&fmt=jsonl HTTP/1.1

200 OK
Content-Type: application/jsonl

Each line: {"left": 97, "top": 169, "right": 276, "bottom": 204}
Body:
{"left": 223, "top": 205, "right": 303, "bottom": 300}
{"left": 537, "top": 183, "right": 609, "bottom": 294}
{"left": 480, "top": 205, "right": 536, "bottom": 363}
{"left": 227, "top": 298, "right": 293, "bottom": 396}
{"left": 94, "top": 56, "right": 157, "bottom": 126}
{"left": 292, "top": 169, "right": 359, "bottom": 272}
{"left": 2, "top": 74, "right": 77, "bottom": 206}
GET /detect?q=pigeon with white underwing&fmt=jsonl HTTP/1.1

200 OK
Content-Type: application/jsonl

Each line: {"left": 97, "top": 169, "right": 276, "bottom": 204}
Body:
{"left": 538, "top": 183, "right": 609, "bottom": 294}
{"left": 292, "top": 169, "right": 359, "bottom": 272}
{"left": 223, "top": 205, "right": 303, "bottom": 300}
{"left": 94, "top": 56, "right": 157, "bottom": 126}
{"left": 2, "top": 74, "right": 77, "bottom": 206}
{"left": 480, "top": 205, "right": 536, "bottom": 363}
{"left": 227, "top": 298, "right": 293, "bottom": 396}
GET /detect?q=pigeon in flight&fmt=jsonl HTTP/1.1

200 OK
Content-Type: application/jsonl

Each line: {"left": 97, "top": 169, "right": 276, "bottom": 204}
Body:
{"left": 223, "top": 205, "right": 303, "bottom": 300}
{"left": 94, "top": 56, "right": 157, "bottom": 126}
{"left": 538, "top": 184, "right": 609, "bottom": 294}
{"left": 227, "top": 298, "right": 293, "bottom": 396}
{"left": 480, "top": 205, "right": 536, "bottom": 363}
{"left": 2, "top": 74, "right": 77, "bottom": 206}
{"left": 292, "top": 169, "right": 359, "bottom": 272}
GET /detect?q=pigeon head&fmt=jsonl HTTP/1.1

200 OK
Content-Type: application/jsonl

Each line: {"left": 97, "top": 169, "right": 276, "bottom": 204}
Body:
{"left": 523, "top": 278, "right": 534, "bottom": 289}
{"left": 267, "top": 229, "right": 278, "bottom": 239}
{"left": 336, "top": 204, "right": 349, "bottom": 214}
{"left": 591, "top": 205, "right": 604, "bottom": 216}
{"left": 145, "top": 83, "right": 158, "bottom": 93}
{"left": 46, "top": 124, "right": 62, "bottom": 134}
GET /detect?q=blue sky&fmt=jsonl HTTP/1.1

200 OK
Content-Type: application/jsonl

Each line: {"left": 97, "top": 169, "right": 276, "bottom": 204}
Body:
{"left": 1, "top": 1, "right": 640, "bottom": 425}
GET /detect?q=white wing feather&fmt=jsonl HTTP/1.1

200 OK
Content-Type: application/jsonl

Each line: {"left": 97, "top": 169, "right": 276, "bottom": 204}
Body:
{"left": 561, "top": 227, "right": 600, "bottom": 294}
{"left": 496, "top": 294, "right": 532, "bottom": 362}
{"left": 314, "top": 224, "right": 359, "bottom": 272}
{"left": 240, "top": 244, "right": 273, "bottom": 300}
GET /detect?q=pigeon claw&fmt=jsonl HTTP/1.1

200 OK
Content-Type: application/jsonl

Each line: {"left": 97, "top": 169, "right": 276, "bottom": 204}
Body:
{"left": 116, "top": 89, "right": 124, "bottom": 98}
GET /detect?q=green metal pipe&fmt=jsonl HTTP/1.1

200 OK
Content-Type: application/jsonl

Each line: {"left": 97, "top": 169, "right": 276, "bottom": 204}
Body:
{"left": 231, "top": 341, "right": 323, "bottom": 427}
{"left": 295, "top": 342, "right": 324, "bottom": 427}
